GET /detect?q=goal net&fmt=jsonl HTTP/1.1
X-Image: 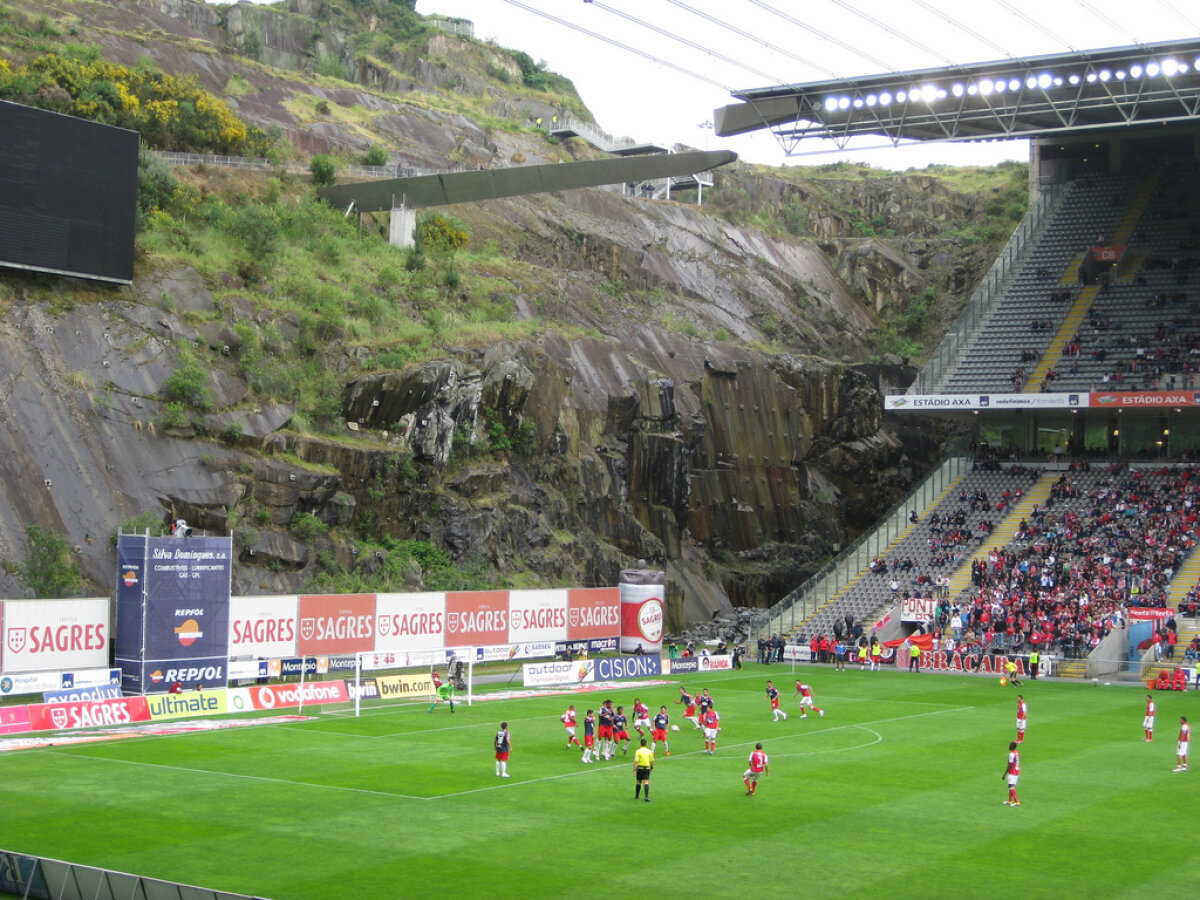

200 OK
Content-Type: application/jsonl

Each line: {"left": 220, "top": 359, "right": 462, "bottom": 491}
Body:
{"left": 352, "top": 648, "right": 475, "bottom": 716}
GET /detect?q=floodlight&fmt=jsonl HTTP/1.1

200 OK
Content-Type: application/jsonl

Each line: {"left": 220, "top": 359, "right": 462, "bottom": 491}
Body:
{"left": 880, "top": 91, "right": 893, "bottom": 104}
{"left": 994, "top": 80, "right": 1006, "bottom": 93}
{"left": 936, "top": 88, "right": 947, "bottom": 100}
{"left": 979, "top": 79, "right": 994, "bottom": 95}
{"left": 1068, "top": 73, "right": 1081, "bottom": 85}
{"left": 1115, "top": 71, "right": 1126, "bottom": 80}
{"left": 866, "top": 94, "right": 877, "bottom": 106}
{"left": 853, "top": 97, "right": 863, "bottom": 108}
{"left": 838, "top": 96, "right": 851, "bottom": 110}
{"left": 1086, "top": 72, "right": 1097, "bottom": 83}
{"left": 967, "top": 84, "right": 978, "bottom": 96}
{"left": 1099, "top": 69, "right": 1111, "bottom": 81}
{"left": 1008, "top": 79, "right": 1020, "bottom": 91}
{"left": 1162, "top": 58, "right": 1178, "bottom": 76}
{"left": 920, "top": 84, "right": 937, "bottom": 102}
{"left": 1146, "top": 61, "right": 1161, "bottom": 77}
{"left": 1053, "top": 77, "right": 1063, "bottom": 86}
{"left": 952, "top": 83, "right": 965, "bottom": 97}
{"left": 1194, "top": 58, "right": 1200, "bottom": 72}
{"left": 1026, "top": 75, "right": 1037, "bottom": 89}
{"left": 824, "top": 94, "right": 838, "bottom": 109}
{"left": 897, "top": 90, "right": 907, "bottom": 102}
{"left": 1037, "top": 73, "right": 1052, "bottom": 89}
{"left": 1130, "top": 64, "right": 1144, "bottom": 77}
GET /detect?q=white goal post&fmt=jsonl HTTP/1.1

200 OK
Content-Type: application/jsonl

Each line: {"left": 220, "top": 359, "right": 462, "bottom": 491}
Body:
{"left": 352, "top": 648, "right": 476, "bottom": 716}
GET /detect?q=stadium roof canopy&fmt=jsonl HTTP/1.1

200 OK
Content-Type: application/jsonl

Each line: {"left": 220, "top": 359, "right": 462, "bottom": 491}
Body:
{"left": 715, "top": 38, "right": 1200, "bottom": 153}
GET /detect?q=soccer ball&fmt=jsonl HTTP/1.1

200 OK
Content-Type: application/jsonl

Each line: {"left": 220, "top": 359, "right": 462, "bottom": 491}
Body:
{"left": 999, "top": 678, "right": 1008, "bottom": 686}
{"left": 671, "top": 724, "right": 680, "bottom": 731}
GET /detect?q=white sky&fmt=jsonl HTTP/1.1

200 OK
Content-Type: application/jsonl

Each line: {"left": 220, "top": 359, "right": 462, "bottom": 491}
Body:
{"left": 415, "top": 0, "right": 1199, "bottom": 170}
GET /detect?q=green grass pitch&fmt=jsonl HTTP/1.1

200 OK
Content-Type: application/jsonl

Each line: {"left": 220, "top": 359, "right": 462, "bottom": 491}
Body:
{"left": 3, "top": 667, "right": 1197, "bottom": 899}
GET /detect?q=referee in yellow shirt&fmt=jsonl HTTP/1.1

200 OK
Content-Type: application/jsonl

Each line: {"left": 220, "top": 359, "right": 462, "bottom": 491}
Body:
{"left": 633, "top": 738, "right": 655, "bottom": 802}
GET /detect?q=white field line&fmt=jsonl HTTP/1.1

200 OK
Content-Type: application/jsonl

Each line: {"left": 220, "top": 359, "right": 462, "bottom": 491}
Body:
{"left": 48, "top": 706, "right": 973, "bottom": 803}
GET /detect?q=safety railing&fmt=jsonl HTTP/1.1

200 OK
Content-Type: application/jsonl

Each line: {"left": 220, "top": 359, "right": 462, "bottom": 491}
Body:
{"left": 0, "top": 848, "right": 267, "bottom": 900}
{"left": 148, "top": 150, "right": 444, "bottom": 180}
{"left": 750, "top": 456, "right": 971, "bottom": 641}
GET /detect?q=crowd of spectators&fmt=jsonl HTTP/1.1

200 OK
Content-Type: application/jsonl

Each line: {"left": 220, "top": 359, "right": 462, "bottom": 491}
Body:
{"left": 880, "top": 465, "right": 1197, "bottom": 660}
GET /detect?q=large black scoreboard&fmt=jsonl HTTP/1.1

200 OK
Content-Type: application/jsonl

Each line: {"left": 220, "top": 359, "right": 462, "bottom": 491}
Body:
{"left": 0, "top": 101, "right": 138, "bottom": 284}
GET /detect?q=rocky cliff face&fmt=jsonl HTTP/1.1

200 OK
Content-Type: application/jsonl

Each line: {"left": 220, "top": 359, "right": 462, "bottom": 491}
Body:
{"left": 0, "top": 265, "right": 935, "bottom": 626}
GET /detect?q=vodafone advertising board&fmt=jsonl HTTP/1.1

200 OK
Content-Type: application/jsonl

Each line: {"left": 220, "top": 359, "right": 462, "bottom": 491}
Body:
{"left": 567, "top": 588, "right": 620, "bottom": 641}
{"left": 508, "top": 590, "right": 567, "bottom": 643}
{"left": 232, "top": 681, "right": 349, "bottom": 710}
{"left": 375, "top": 592, "right": 445, "bottom": 652}
{"left": 228, "top": 595, "right": 298, "bottom": 657}
{"left": 445, "top": 591, "right": 509, "bottom": 647}
{"left": 297, "top": 594, "right": 375, "bottom": 655}
{"left": 2, "top": 598, "right": 108, "bottom": 674}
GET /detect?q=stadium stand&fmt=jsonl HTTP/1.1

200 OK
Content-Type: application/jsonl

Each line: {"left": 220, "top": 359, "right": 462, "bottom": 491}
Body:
{"left": 940, "top": 174, "right": 1141, "bottom": 393}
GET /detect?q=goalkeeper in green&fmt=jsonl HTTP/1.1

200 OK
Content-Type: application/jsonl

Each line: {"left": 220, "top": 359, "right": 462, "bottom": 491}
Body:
{"left": 430, "top": 670, "right": 455, "bottom": 713}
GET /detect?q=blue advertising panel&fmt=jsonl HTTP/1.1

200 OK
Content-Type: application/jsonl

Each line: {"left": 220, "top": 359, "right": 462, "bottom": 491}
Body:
{"left": 43, "top": 684, "right": 121, "bottom": 703}
{"left": 116, "top": 535, "right": 232, "bottom": 693}
{"left": 114, "top": 534, "right": 147, "bottom": 693}
{"left": 115, "top": 535, "right": 146, "bottom": 653}
{"left": 143, "top": 536, "right": 232, "bottom": 661}
{"left": 142, "top": 657, "right": 227, "bottom": 692}
{"left": 668, "top": 657, "right": 700, "bottom": 674}
{"left": 594, "top": 655, "right": 662, "bottom": 681}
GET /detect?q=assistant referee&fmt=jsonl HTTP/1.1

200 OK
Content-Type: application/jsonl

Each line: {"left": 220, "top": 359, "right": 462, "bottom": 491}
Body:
{"left": 633, "top": 738, "right": 655, "bottom": 802}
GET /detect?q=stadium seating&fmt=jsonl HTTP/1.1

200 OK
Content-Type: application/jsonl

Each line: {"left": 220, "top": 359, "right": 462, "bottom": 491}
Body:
{"left": 939, "top": 174, "right": 1141, "bottom": 393}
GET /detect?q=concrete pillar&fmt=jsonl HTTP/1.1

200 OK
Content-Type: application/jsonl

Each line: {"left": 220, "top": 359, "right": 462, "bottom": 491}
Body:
{"left": 389, "top": 206, "right": 416, "bottom": 249}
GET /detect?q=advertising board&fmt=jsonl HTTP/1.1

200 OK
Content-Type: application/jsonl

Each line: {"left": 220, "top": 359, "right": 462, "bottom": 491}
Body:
{"left": 2, "top": 598, "right": 108, "bottom": 674}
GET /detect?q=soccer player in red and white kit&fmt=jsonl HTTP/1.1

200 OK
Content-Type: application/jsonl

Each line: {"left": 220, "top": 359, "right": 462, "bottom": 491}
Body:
{"left": 1015, "top": 694, "right": 1027, "bottom": 744}
{"left": 701, "top": 707, "right": 721, "bottom": 754}
{"left": 1143, "top": 694, "right": 1156, "bottom": 742}
{"left": 766, "top": 680, "right": 787, "bottom": 722}
{"left": 632, "top": 698, "right": 651, "bottom": 737}
{"left": 651, "top": 706, "right": 671, "bottom": 756}
{"left": 561, "top": 704, "right": 581, "bottom": 749}
{"left": 1002, "top": 740, "right": 1020, "bottom": 805}
{"left": 676, "top": 687, "right": 700, "bottom": 729}
{"left": 795, "top": 681, "right": 824, "bottom": 718}
{"left": 1174, "top": 716, "right": 1190, "bottom": 772}
{"left": 744, "top": 742, "right": 769, "bottom": 795}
